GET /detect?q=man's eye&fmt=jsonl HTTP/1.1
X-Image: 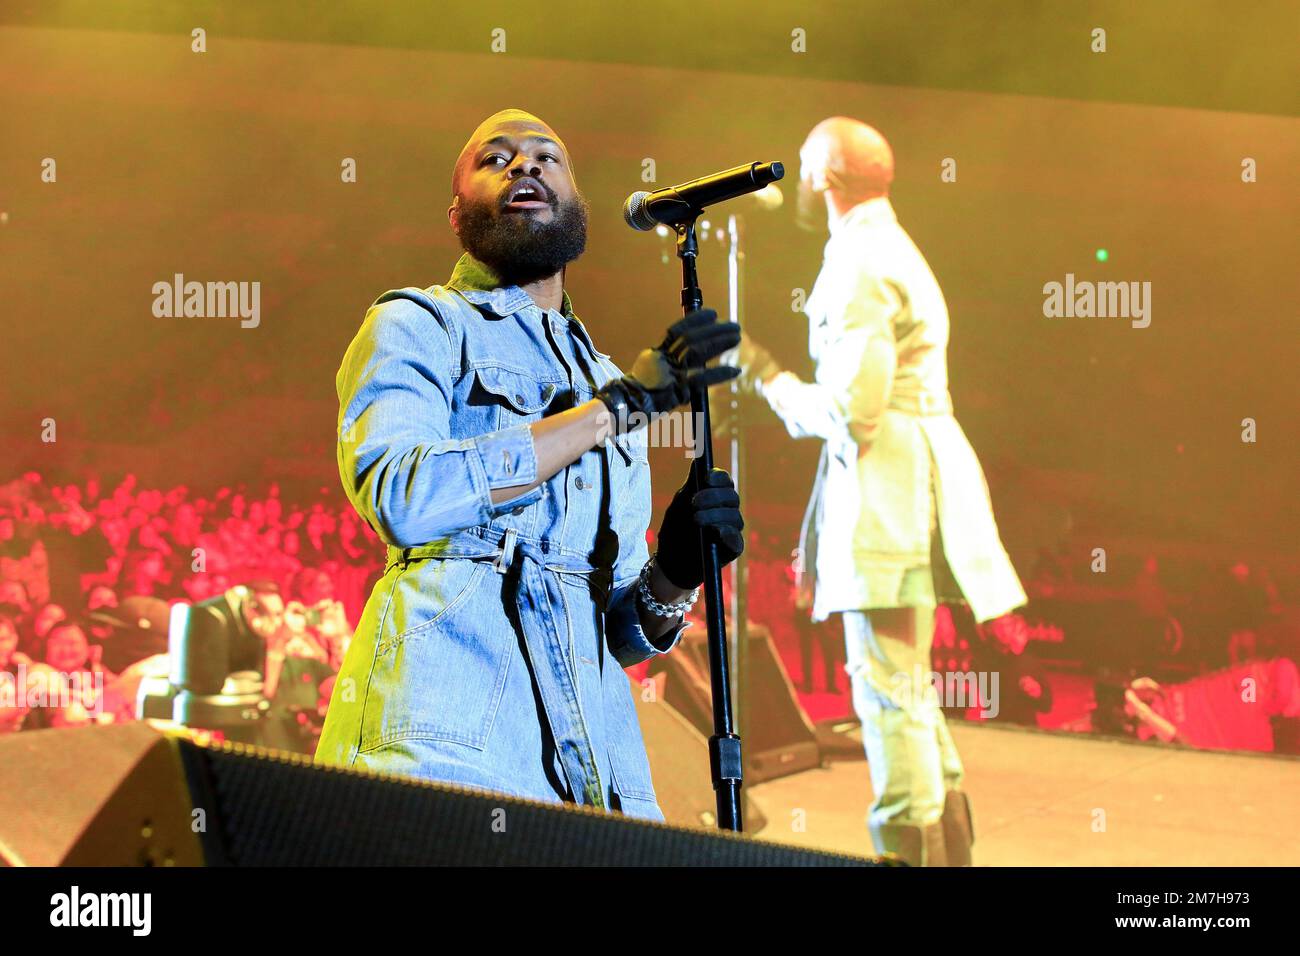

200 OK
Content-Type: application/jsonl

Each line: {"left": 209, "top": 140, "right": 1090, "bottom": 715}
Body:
{"left": 482, "top": 156, "right": 506, "bottom": 166}
{"left": 540, "top": 154, "right": 558, "bottom": 162}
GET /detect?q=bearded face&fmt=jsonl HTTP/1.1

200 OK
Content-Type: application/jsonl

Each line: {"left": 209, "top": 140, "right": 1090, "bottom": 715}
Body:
{"left": 455, "top": 184, "right": 590, "bottom": 285}
{"left": 450, "top": 114, "right": 590, "bottom": 286}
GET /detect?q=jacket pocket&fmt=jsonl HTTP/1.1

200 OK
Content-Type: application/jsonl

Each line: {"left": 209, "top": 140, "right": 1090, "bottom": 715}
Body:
{"left": 471, "top": 364, "right": 559, "bottom": 424}
{"left": 359, "top": 558, "right": 509, "bottom": 752}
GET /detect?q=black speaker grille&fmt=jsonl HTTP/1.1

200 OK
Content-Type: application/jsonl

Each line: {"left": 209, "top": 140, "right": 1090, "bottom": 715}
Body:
{"left": 182, "top": 741, "right": 882, "bottom": 867}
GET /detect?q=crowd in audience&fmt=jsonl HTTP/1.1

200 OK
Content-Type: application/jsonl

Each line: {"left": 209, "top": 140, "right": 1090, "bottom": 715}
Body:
{"left": 0, "top": 470, "right": 382, "bottom": 738}
{"left": 2, "top": 466, "right": 1296, "bottom": 754}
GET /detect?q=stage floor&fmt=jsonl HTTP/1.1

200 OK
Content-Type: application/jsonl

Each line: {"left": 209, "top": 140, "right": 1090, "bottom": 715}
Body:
{"left": 747, "top": 722, "right": 1300, "bottom": 866}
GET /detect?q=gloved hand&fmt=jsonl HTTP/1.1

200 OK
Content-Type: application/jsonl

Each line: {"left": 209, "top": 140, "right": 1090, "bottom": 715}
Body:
{"left": 595, "top": 309, "right": 740, "bottom": 433}
{"left": 654, "top": 467, "right": 744, "bottom": 591}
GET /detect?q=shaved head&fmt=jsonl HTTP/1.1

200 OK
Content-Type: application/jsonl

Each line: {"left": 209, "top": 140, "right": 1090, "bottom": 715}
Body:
{"left": 800, "top": 116, "right": 894, "bottom": 201}
{"left": 451, "top": 108, "right": 572, "bottom": 200}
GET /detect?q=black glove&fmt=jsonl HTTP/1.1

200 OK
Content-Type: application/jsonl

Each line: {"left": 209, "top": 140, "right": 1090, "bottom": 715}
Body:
{"left": 595, "top": 309, "right": 740, "bottom": 433}
{"left": 655, "top": 467, "right": 744, "bottom": 591}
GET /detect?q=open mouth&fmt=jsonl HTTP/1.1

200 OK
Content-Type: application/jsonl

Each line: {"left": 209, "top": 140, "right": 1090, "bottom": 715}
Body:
{"left": 503, "top": 180, "right": 551, "bottom": 212}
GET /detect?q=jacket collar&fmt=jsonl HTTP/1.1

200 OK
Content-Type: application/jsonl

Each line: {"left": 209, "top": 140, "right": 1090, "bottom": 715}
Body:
{"left": 442, "top": 253, "right": 607, "bottom": 359}
{"left": 830, "top": 196, "right": 896, "bottom": 237}
{"left": 445, "top": 252, "right": 576, "bottom": 320}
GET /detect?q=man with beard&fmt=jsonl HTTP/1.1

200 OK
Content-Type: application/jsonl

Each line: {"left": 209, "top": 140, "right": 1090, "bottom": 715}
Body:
{"left": 733, "top": 117, "right": 1027, "bottom": 864}
{"left": 316, "top": 109, "right": 744, "bottom": 820}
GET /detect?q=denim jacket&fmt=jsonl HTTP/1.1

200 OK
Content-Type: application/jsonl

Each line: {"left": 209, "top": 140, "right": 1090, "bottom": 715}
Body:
{"left": 315, "top": 253, "right": 686, "bottom": 820}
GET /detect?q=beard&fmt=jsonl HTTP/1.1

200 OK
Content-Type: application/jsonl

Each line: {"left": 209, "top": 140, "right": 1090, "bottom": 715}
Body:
{"left": 456, "top": 188, "right": 589, "bottom": 285}
{"left": 795, "top": 178, "right": 824, "bottom": 233}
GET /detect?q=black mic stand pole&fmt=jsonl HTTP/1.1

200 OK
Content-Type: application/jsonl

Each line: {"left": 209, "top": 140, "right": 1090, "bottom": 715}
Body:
{"left": 724, "top": 211, "right": 748, "bottom": 778}
{"left": 675, "top": 214, "right": 743, "bottom": 832}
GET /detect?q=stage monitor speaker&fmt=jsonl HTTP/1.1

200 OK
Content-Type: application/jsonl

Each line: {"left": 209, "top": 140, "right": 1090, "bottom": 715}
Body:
{"left": 649, "top": 623, "right": 823, "bottom": 784}
{"left": 0, "top": 720, "right": 203, "bottom": 867}
{"left": 0, "top": 722, "right": 885, "bottom": 867}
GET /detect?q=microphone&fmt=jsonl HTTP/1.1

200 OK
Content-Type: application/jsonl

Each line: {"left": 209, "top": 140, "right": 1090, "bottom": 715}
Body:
{"left": 624, "top": 161, "right": 784, "bottom": 231}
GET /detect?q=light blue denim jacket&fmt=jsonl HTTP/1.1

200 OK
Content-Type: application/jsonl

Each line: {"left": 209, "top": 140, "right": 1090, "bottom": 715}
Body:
{"left": 315, "top": 253, "right": 686, "bottom": 821}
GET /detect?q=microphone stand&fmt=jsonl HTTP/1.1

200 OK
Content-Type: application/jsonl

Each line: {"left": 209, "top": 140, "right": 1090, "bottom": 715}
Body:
{"left": 725, "top": 211, "right": 748, "bottom": 798}
{"left": 674, "top": 214, "right": 743, "bottom": 832}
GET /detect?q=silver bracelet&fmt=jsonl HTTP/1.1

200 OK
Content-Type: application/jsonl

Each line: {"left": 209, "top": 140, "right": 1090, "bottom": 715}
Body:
{"left": 637, "top": 556, "right": 700, "bottom": 618}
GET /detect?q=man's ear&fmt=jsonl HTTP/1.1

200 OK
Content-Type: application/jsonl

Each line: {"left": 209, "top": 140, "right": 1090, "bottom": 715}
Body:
{"left": 447, "top": 195, "right": 460, "bottom": 233}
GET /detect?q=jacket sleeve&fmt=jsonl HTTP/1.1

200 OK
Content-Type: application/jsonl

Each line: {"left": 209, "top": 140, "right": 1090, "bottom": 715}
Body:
{"left": 761, "top": 265, "right": 901, "bottom": 446}
{"left": 336, "top": 295, "right": 544, "bottom": 548}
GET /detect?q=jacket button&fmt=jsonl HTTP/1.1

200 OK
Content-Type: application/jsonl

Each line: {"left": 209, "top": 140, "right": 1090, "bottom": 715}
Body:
{"left": 515, "top": 393, "right": 525, "bottom": 404}
{"left": 574, "top": 476, "right": 586, "bottom": 490}
{"left": 511, "top": 506, "right": 524, "bottom": 515}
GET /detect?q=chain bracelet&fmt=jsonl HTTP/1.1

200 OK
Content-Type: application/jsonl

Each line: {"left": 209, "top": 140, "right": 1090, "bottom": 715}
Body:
{"left": 637, "top": 556, "right": 700, "bottom": 618}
